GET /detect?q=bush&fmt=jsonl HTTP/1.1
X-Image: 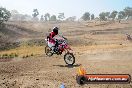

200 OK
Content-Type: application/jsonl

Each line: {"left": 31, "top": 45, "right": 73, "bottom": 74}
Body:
{"left": 31, "top": 53, "right": 33, "bottom": 56}
{"left": 0, "top": 53, "right": 19, "bottom": 59}
{"left": 26, "top": 55, "right": 29, "bottom": 58}
{"left": 22, "top": 56, "right": 25, "bottom": 58}
{"left": 2, "top": 54, "right": 8, "bottom": 59}
{"left": 14, "top": 53, "right": 18, "bottom": 57}
{"left": 9, "top": 54, "right": 15, "bottom": 58}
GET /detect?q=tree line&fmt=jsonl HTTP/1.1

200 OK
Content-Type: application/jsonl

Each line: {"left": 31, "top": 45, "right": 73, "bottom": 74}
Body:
{"left": 0, "top": 6, "right": 132, "bottom": 24}
{"left": 82, "top": 7, "right": 132, "bottom": 21}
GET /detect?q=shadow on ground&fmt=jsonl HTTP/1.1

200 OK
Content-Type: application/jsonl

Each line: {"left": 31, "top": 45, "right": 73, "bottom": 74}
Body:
{"left": 53, "top": 64, "right": 81, "bottom": 68}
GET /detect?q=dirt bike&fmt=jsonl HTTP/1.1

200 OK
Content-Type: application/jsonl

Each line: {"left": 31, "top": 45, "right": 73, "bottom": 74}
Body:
{"left": 45, "top": 35, "right": 75, "bottom": 65}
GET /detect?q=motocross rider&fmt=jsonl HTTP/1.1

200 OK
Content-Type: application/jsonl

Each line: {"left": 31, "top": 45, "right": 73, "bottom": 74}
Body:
{"left": 47, "top": 27, "right": 59, "bottom": 52}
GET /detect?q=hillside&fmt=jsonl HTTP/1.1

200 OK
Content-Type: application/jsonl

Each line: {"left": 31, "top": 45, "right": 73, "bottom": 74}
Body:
{"left": 0, "top": 20, "right": 132, "bottom": 88}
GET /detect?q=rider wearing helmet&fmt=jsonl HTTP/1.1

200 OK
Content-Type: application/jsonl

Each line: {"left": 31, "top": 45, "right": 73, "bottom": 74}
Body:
{"left": 47, "top": 27, "right": 59, "bottom": 52}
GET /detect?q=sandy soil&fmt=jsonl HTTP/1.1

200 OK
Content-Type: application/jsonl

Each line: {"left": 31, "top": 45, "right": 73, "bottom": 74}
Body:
{"left": 0, "top": 21, "right": 132, "bottom": 88}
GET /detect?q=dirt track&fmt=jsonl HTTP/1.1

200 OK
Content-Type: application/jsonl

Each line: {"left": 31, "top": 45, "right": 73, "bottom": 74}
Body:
{"left": 0, "top": 21, "right": 132, "bottom": 88}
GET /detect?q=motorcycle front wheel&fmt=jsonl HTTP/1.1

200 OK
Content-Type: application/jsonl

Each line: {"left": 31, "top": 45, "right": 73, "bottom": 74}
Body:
{"left": 64, "top": 53, "right": 75, "bottom": 65}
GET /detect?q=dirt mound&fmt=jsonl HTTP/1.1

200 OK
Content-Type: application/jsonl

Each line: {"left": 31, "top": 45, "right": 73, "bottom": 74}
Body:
{"left": 90, "top": 27, "right": 132, "bottom": 35}
{"left": 0, "top": 23, "right": 42, "bottom": 51}
{"left": 5, "top": 23, "right": 40, "bottom": 36}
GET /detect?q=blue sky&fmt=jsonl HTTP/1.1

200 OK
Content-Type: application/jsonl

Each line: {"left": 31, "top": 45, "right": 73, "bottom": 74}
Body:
{"left": 0, "top": 0, "right": 132, "bottom": 18}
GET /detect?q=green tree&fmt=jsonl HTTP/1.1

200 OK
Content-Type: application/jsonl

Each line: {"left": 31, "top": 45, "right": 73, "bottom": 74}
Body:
{"left": 81, "top": 12, "right": 90, "bottom": 21}
{"left": 105, "top": 12, "right": 110, "bottom": 19}
{"left": 99, "top": 12, "right": 110, "bottom": 21}
{"left": 99, "top": 12, "right": 106, "bottom": 21}
{"left": 32, "top": 9, "right": 39, "bottom": 18}
{"left": 66, "top": 16, "right": 76, "bottom": 21}
{"left": 91, "top": 14, "right": 95, "bottom": 20}
{"left": 32, "top": 9, "right": 39, "bottom": 21}
{"left": 118, "top": 11, "right": 126, "bottom": 23}
{"left": 109, "top": 11, "right": 118, "bottom": 20}
{"left": 58, "top": 13, "right": 65, "bottom": 21}
{"left": 40, "top": 15, "right": 44, "bottom": 21}
{"left": 44, "top": 13, "right": 50, "bottom": 21}
{"left": 0, "top": 7, "right": 11, "bottom": 24}
{"left": 50, "top": 15, "right": 57, "bottom": 21}
{"left": 118, "top": 11, "right": 126, "bottom": 19}
{"left": 124, "top": 7, "right": 132, "bottom": 19}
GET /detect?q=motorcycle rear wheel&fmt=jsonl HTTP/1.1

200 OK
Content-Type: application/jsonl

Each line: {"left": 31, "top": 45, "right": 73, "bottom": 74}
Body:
{"left": 45, "top": 45, "right": 53, "bottom": 57}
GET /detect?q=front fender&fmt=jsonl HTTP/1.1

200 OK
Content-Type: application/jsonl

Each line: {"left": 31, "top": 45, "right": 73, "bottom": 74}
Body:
{"left": 65, "top": 45, "right": 73, "bottom": 51}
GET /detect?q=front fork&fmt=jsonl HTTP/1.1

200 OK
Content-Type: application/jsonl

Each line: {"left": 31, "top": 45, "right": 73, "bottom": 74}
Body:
{"left": 64, "top": 46, "right": 73, "bottom": 54}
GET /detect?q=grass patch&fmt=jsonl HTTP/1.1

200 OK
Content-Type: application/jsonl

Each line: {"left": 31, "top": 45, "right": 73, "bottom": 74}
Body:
{"left": 0, "top": 45, "right": 44, "bottom": 58}
{"left": 0, "top": 53, "right": 19, "bottom": 59}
